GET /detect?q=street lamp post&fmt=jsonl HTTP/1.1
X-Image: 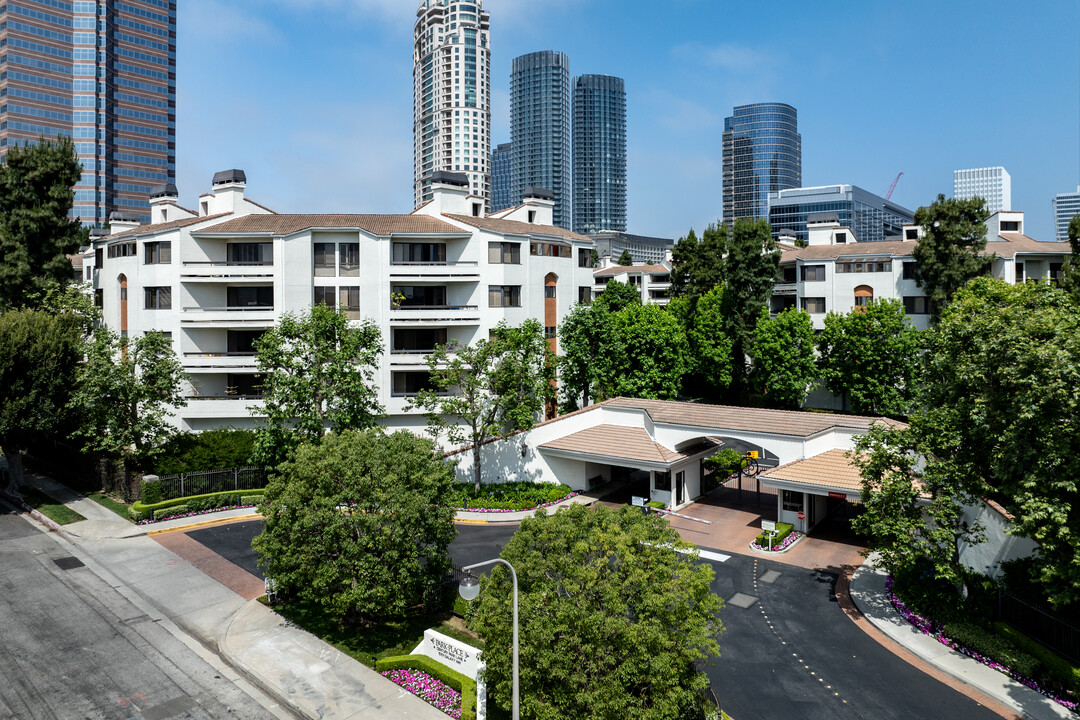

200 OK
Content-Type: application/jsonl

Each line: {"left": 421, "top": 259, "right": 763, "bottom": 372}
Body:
{"left": 459, "top": 558, "right": 519, "bottom": 720}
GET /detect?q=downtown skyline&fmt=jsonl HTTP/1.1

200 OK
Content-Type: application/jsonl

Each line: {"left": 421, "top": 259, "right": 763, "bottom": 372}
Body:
{"left": 175, "top": 0, "right": 1079, "bottom": 243}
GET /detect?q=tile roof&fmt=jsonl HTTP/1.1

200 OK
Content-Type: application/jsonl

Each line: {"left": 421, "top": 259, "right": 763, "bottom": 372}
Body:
{"left": 604, "top": 397, "right": 904, "bottom": 438}
{"left": 106, "top": 212, "right": 234, "bottom": 239}
{"left": 780, "top": 240, "right": 916, "bottom": 262}
{"left": 594, "top": 264, "right": 670, "bottom": 276}
{"left": 445, "top": 214, "right": 593, "bottom": 242}
{"left": 759, "top": 448, "right": 865, "bottom": 493}
{"left": 196, "top": 214, "right": 466, "bottom": 236}
{"left": 990, "top": 234, "right": 1071, "bottom": 257}
{"left": 540, "top": 424, "right": 718, "bottom": 466}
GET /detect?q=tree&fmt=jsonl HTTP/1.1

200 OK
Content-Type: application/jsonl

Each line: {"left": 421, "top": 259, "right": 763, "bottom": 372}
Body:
{"left": 253, "top": 429, "right": 457, "bottom": 621}
{"left": 69, "top": 328, "right": 187, "bottom": 498}
{"left": 720, "top": 218, "right": 781, "bottom": 400}
{"left": 816, "top": 299, "right": 920, "bottom": 416}
{"left": 917, "top": 278, "right": 1080, "bottom": 607}
{"left": 0, "top": 138, "right": 88, "bottom": 310}
{"left": 684, "top": 285, "right": 733, "bottom": 399}
{"left": 911, "top": 194, "right": 991, "bottom": 318}
{"left": 252, "top": 304, "right": 382, "bottom": 469}
{"left": 412, "top": 320, "right": 553, "bottom": 492}
{"left": 751, "top": 307, "right": 817, "bottom": 409}
{"left": 593, "top": 279, "right": 641, "bottom": 313}
{"left": 616, "top": 248, "right": 633, "bottom": 266}
{"left": 1059, "top": 214, "right": 1080, "bottom": 299}
{"left": 0, "top": 310, "right": 83, "bottom": 492}
{"left": 608, "top": 303, "right": 688, "bottom": 400}
{"left": 670, "top": 225, "right": 726, "bottom": 302}
{"left": 466, "top": 504, "right": 722, "bottom": 720}
{"left": 558, "top": 303, "right": 616, "bottom": 411}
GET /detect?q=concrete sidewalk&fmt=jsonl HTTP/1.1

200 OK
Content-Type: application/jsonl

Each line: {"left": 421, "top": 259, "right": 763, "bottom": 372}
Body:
{"left": 849, "top": 558, "right": 1073, "bottom": 720}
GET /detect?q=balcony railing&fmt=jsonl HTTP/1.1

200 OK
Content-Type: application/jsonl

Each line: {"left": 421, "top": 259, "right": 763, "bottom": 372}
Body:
{"left": 183, "top": 261, "right": 274, "bottom": 267}
{"left": 183, "top": 306, "right": 274, "bottom": 312}
{"left": 186, "top": 394, "right": 265, "bottom": 401}
{"left": 392, "top": 304, "right": 478, "bottom": 311}
{"left": 184, "top": 351, "right": 257, "bottom": 358}
{"left": 390, "top": 261, "right": 478, "bottom": 267}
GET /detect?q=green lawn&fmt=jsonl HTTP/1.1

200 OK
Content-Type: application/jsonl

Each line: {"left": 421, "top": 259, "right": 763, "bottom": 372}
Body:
{"left": 18, "top": 487, "right": 86, "bottom": 525}
{"left": 86, "top": 491, "right": 132, "bottom": 521}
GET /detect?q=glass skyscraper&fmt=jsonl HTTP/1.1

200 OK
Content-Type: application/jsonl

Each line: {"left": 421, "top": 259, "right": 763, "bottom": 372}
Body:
{"left": 491, "top": 141, "right": 513, "bottom": 212}
{"left": 0, "top": 0, "right": 177, "bottom": 226}
{"left": 413, "top": 0, "right": 492, "bottom": 208}
{"left": 722, "top": 103, "right": 801, "bottom": 223}
{"left": 768, "top": 185, "right": 915, "bottom": 244}
{"left": 510, "top": 50, "right": 571, "bottom": 229}
{"left": 572, "top": 74, "right": 626, "bottom": 236}
{"left": 1053, "top": 185, "right": 1080, "bottom": 243}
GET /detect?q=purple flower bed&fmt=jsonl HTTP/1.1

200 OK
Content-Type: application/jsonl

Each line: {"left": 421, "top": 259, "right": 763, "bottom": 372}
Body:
{"left": 885, "top": 575, "right": 1079, "bottom": 713}
{"left": 750, "top": 531, "right": 803, "bottom": 552}
{"left": 381, "top": 667, "right": 462, "bottom": 718}
{"left": 455, "top": 491, "right": 578, "bottom": 514}
{"left": 136, "top": 503, "right": 258, "bottom": 525}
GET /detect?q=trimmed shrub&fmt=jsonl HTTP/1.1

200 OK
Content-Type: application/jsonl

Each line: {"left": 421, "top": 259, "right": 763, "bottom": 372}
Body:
{"left": 132, "top": 488, "right": 266, "bottom": 522}
{"left": 375, "top": 654, "right": 475, "bottom": 720}
{"left": 995, "top": 622, "right": 1080, "bottom": 695}
{"left": 153, "top": 504, "right": 191, "bottom": 522}
{"left": 449, "top": 481, "right": 574, "bottom": 511}
{"left": 646, "top": 500, "right": 667, "bottom": 510}
{"left": 140, "top": 479, "right": 164, "bottom": 505}
{"left": 943, "top": 622, "right": 1040, "bottom": 679}
{"left": 755, "top": 521, "right": 794, "bottom": 548}
{"left": 153, "top": 428, "right": 257, "bottom": 476}
{"left": 241, "top": 494, "right": 263, "bottom": 506}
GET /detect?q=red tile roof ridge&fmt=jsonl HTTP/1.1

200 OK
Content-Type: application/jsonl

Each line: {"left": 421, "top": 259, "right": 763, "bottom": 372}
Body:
{"left": 106, "top": 212, "right": 235, "bottom": 239}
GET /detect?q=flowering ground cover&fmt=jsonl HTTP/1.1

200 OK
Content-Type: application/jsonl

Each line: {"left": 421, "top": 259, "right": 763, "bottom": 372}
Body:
{"left": 136, "top": 502, "right": 258, "bottom": 525}
{"left": 750, "top": 531, "right": 803, "bottom": 552}
{"left": 381, "top": 667, "right": 462, "bottom": 718}
{"left": 886, "top": 575, "right": 1078, "bottom": 713}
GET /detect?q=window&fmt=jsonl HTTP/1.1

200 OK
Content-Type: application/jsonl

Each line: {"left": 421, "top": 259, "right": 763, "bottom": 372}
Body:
{"left": 394, "top": 285, "right": 446, "bottom": 307}
{"left": 143, "top": 286, "right": 171, "bottom": 309}
{"left": 229, "top": 242, "right": 272, "bottom": 265}
{"left": 227, "top": 286, "right": 273, "bottom": 308}
{"left": 544, "top": 286, "right": 556, "bottom": 299}
{"left": 313, "top": 243, "right": 335, "bottom": 276}
{"left": 340, "top": 243, "right": 360, "bottom": 276}
{"left": 227, "top": 373, "right": 265, "bottom": 398}
{"left": 854, "top": 285, "right": 874, "bottom": 309}
{"left": 314, "top": 287, "right": 335, "bottom": 307}
{"left": 1051, "top": 263, "right": 1064, "bottom": 283}
{"left": 578, "top": 286, "right": 592, "bottom": 304}
{"left": 544, "top": 326, "right": 556, "bottom": 339}
{"left": 488, "top": 285, "right": 520, "bottom": 307}
{"left": 1015, "top": 262, "right": 1025, "bottom": 283}
{"left": 530, "top": 242, "right": 571, "bottom": 258}
{"left": 801, "top": 297, "right": 826, "bottom": 314}
{"left": 578, "top": 248, "right": 592, "bottom": 268}
{"left": 654, "top": 472, "right": 671, "bottom": 492}
{"left": 227, "top": 330, "right": 263, "bottom": 354}
{"left": 781, "top": 266, "right": 796, "bottom": 283}
{"left": 107, "top": 242, "right": 137, "bottom": 258}
{"left": 144, "top": 240, "right": 170, "bottom": 264}
{"left": 339, "top": 286, "right": 360, "bottom": 318}
{"left": 1000, "top": 220, "right": 1020, "bottom": 233}
{"left": 902, "top": 261, "right": 916, "bottom": 280}
{"left": 651, "top": 274, "right": 670, "bottom": 284}
{"left": 835, "top": 232, "right": 847, "bottom": 244}
{"left": 488, "top": 242, "right": 520, "bottom": 264}
{"left": 905, "top": 229, "right": 919, "bottom": 240}
{"left": 392, "top": 371, "right": 434, "bottom": 396}
{"left": 836, "top": 259, "right": 891, "bottom": 274}
{"left": 801, "top": 265, "right": 825, "bottom": 282}
{"left": 393, "top": 328, "right": 447, "bottom": 352}
{"left": 527, "top": 210, "right": 536, "bottom": 224}
{"left": 393, "top": 242, "right": 446, "bottom": 264}
{"left": 782, "top": 490, "right": 802, "bottom": 512}
{"left": 902, "top": 296, "right": 930, "bottom": 315}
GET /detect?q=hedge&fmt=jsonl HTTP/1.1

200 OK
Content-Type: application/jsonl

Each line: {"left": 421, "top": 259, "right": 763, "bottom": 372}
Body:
{"left": 994, "top": 622, "right": 1080, "bottom": 695}
{"left": 755, "top": 522, "right": 794, "bottom": 548}
{"left": 943, "top": 621, "right": 1040, "bottom": 680}
{"left": 130, "top": 488, "right": 266, "bottom": 522}
{"left": 375, "top": 654, "right": 476, "bottom": 720}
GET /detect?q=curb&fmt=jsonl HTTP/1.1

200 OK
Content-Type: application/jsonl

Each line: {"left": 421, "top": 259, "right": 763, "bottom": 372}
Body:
{"left": 146, "top": 513, "right": 261, "bottom": 536}
{"left": 0, "top": 487, "right": 66, "bottom": 534}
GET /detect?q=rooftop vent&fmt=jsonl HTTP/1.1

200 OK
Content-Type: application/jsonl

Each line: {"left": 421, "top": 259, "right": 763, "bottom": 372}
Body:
{"left": 522, "top": 187, "right": 554, "bottom": 201}
{"left": 430, "top": 171, "right": 470, "bottom": 187}
{"left": 149, "top": 183, "right": 179, "bottom": 199}
{"left": 212, "top": 169, "right": 247, "bottom": 186}
{"left": 108, "top": 211, "right": 142, "bottom": 223}
{"left": 807, "top": 212, "right": 840, "bottom": 224}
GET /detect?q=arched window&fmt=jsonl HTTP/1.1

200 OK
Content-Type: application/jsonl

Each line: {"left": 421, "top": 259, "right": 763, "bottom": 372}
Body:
{"left": 854, "top": 285, "right": 873, "bottom": 312}
{"left": 117, "top": 274, "right": 128, "bottom": 336}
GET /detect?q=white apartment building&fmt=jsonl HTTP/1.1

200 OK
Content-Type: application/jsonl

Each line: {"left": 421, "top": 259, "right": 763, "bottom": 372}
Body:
{"left": 1053, "top": 185, "right": 1080, "bottom": 243}
{"left": 954, "top": 166, "right": 1012, "bottom": 215}
{"left": 87, "top": 170, "right": 595, "bottom": 435}
{"left": 772, "top": 211, "right": 1070, "bottom": 332}
{"left": 414, "top": 0, "right": 492, "bottom": 208}
{"left": 592, "top": 257, "right": 672, "bottom": 306}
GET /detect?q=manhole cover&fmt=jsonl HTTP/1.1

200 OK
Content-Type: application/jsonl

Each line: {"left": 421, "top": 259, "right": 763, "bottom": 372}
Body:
{"left": 727, "top": 592, "right": 758, "bottom": 609}
{"left": 760, "top": 570, "right": 781, "bottom": 584}
{"left": 53, "top": 556, "right": 85, "bottom": 571}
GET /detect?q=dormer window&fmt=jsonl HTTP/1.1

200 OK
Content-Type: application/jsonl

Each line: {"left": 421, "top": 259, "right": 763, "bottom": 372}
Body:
{"left": 472, "top": 202, "right": 482, "bottom": 217}
{"left": 528, "top": 210, "right": 536, "bottom": 223}
{"left": 200, "top": 200, "right": 209, "bottom": 216}
{"left": 835, "top": 232, "right": 847, "bottom": 244}
{"left": 1000, "top": 220, "right": 1020, "bottom": 233}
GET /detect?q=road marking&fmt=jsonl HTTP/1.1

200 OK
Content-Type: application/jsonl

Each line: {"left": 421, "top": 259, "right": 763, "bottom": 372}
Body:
{"left": 697, "top": 548, "right": 731, "bottom": 563}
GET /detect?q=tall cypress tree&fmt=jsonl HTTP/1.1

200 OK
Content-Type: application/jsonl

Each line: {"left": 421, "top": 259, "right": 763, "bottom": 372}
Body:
{"left": 0, "top": 137, "right": 88, "bottom": 310}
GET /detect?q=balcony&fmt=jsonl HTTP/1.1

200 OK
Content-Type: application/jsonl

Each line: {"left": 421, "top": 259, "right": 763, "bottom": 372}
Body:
{"left": 180, "top": 262, "right": 275, "bottom": 282}
{"left": 390, "top": 304, "right": 480, "bottom": 325}
{"left": 182, "top": 395, "right": 264, "bottom": 420}
{"left": 183, "top": 351, "right": 258, "bottom": 371}
{"left": 181, "top": 305, "right": 276, "bottom": 327}
{"left": 389, "top": 261, "right": 480, "bottom": 281}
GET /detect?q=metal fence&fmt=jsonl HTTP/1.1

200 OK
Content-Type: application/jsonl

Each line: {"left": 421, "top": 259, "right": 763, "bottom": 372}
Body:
{"left": 998, "top": 590, "right": 1080, "bottom": 663}
{"left": 156, "top": 467, "right": 267, "bottom": 500}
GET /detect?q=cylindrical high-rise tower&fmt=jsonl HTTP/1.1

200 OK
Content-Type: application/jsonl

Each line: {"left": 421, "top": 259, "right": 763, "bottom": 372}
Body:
{"left": 413, "top": 0, "right": 492, "bottom": 209}
{"left": 722, "top": 103, "right": 801, "bottom": 223}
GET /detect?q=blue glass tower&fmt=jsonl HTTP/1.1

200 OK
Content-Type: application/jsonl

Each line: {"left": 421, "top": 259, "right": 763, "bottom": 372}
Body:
{"left": 722, "top": 103, "right": 801, "bottom": 223}
{"left": 510, "top": 50, "right": 571, "bottom": 229}
{"left": 491, "top": 142, "right": 513, "bottom": 212}
{"left": 573, "top": 74, "right": 626, "bottom": 235}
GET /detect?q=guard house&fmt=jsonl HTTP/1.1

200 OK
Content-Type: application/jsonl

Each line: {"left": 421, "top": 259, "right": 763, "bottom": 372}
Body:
{"left": 758, "top": 448, "right": 869, "bottom": 534}
{"left": 446, "top": 398, "right": 900, "bottom": 517}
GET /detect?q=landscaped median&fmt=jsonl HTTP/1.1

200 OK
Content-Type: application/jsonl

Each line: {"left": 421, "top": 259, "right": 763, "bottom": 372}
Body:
{"left": 376, "top": 655, "right": 475, "bottom": 720}
{"left": 130, "top": 489, "right": 265, "bottom": 524}
{"left": 449, "top": 481, "right": 576, "bottom": 513}
{"left": 750, "top": 522, "right": 803, "bottom": 553}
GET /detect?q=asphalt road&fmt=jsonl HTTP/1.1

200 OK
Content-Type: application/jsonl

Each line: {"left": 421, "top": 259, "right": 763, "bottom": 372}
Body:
{"left": 189, "top": 519, "right": 1002, "bottom": 720}
{"left": 0, "top": 506, "right": 272, "bottom": 720}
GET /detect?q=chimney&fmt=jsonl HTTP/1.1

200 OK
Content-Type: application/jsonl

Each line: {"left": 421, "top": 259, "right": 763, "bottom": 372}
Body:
{"left": 521, "top": 187, "right": 554, "bottom": 225}
{"left": 149, "top": 183, "right": 179, "bottom": 224}
{"left": 209, "top": 169, "right": 247, "bottom": 215}
{"left": 107, "top": 211, "right": 142, "bottom": 234}
{"left": 426, "top": 171, "right": 471, "bottom": 216}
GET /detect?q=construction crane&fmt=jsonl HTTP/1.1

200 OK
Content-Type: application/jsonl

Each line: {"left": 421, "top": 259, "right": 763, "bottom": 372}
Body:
{"left": 885, "top": 172, "right": 903, "bottom": 201}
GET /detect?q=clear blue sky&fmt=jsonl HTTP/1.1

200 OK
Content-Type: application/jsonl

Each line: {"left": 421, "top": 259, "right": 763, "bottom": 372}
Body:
{"left": 176, "top": 0, "right": 1080, "bottom": 241}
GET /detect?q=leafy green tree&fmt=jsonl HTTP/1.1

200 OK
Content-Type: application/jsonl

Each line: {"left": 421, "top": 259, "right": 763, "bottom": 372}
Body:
{"left": 252, "top": 304, "right": 382, "bottom": 469}
{"left": 69, "top": 328, "right": 187, "bottom": 498}
{"left": 593, "top": 279, "right": 641, "bottom": 313}
{"left": 1059, "top": 215, "right": 1080, "bottom": 299}
{"left": 0, "top": 138, "right": 88, "bottom": 310}
{"left": 703, "top": 447, "right": 746, "bottom": 479}
{"left": 751, "top": 308, "right": 817, "bottom": 409}
{"left": 817, "top": 299, "right": 920, "bottom": 416}
{"left": 720, "top": 218, "right": 781, "bottom": 400}
{"left": 153, "top": 428, "right": 257, "bottom": 475}
{"left": 412, "top": 320, "right": 553, "bottom": 492}
{"left": 616, "top": 249, "right": 633, "bottom": 266}
{"left": 609, "top": 303, "right": 688, "bottom": 399}
{"left": 558, "top": 303, "right": 616, "bottom": 411}
{"left": 253, "top": 429, "right": 457, "bottom": 621}
{"left": 911, "top": 194, "right": 991, "bottom": 318}
{"left": 917, "top": 278, "right": 1080, "bottom": 607}
{"left": 670, "top": 224, "right": 726, "bottom": 302}
{"left": 0, "top": 309, "right": 83, "bottom": 492}
{"left": 589, "top": 248, "right": 599, "bottom": 268}
{"left": 466, "top": 504, "right": 722, "bottom": 720}
{"left": 685, "top": 285, "right": 733, "bottom": 399}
